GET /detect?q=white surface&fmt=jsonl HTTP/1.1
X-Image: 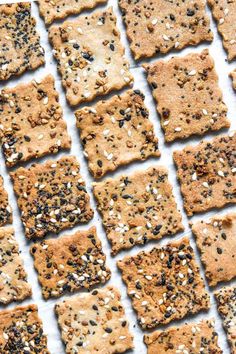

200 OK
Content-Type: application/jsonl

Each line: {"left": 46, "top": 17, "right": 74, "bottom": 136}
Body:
{"left": 0, "top": 1, "right": 235, "bottom": 353}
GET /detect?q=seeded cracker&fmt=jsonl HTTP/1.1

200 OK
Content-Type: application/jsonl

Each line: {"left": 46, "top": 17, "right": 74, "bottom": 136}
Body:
{"left": 0, "top": 175, "right": 12, "bottom": 227}
{"left": 173, "top": 133, "right": 236, "bottom": 216}
{"left": 144, "top": 49, "right": 229, "bottom": 142}
{"left": 230, "top": 69, "right": 236, "bottom": 90}
{"left": 191, "top": 213, "right": 236, "bottom": 286}
{"left": 0, "top": 3, "right": 45, "bottom": 81}
{"left": 208, "top": 0, "right": 236, "bottom": 61}
{"left": 76, "top": 90, "right": 160, "bottom": 179}
{"left": 0, "top": 75, "right": 71, "bottom": 167}
{"left": 93, "top": 166, "right": 183, "bottom": 255}
{"left": 48, "top": 7, "right": 133, "bottom": 106}
{"left": 144, "top": 319, "right": 222, "bottom": 353}
{"left": 118, "top": 0, "right": 213, "bottom": 60}
{"left": 215, "top": 286, "right": 236, "bottom": 354}
{"left": 31, "top": 226, "right": 111, "bottom": 299}
{"left": 38, "top": 0, "right": 107, "bottom": 25}
{"left": 0, "top": 304, "right": 49, "bottom": 353}
{"left": 10, "top": 156, "right": 93, "bottom": 240}
{"left": 117, "top": 237, "right": 210, "bottom": 329}
{"left": 55, "top": 286, "right": 133, "bottom": 354}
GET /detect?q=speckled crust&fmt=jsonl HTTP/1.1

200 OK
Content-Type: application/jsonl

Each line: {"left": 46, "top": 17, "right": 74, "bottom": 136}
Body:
{"left": 230, "top": 69, "right": 236, "bottom": 89}
{"left": 48, "top": 7, "right": 133, "bottom": 106}
{"left": 173, "top": 133, "right": 236, "bottom": 216}
{"left": 76, "top": 90, "right": 160, "bottom": 179}
{"left": 38, "top": 0, "right": 107, "bottom": 25}
{"left": 0, "top": 3, "right": 45, "bottom": 81}
{"left": 10, "top": 156, "right": 93, "bottom": 240}
{"left": 0, "top": 75, "right": 71, "bottom": 167}
{"left": 93, "top": 166, "right": 184, "bottom": 255}
{"left": 215, "top": 286, "right": 236, "bottom": 354}
{"left": 31, "top": 226, "right": 111, "bottom": 299}
{"left": 144, "top": 319, "right": 222, "bottom": 353}
{"left": 118, "top": 0, "right": 213, "bottom": 60}
{"left": 55, "top": 286, "right": 133, "bottom": 354}
{"left": 0, "top": 175, "right": 12, "bottom": 227}
{"left": 144, "top": 49, "right": 229, "bottom": 142}
{"left": 191, "top": 213, "right": 236, "bottom": 286}
{"left": 0, "top": 304, "right": 49, "bottom": 353}
{"left": 208, "top": 0, "right": 236, "bottom": 61}
{"left": 117, "top": 237, "right": 210, "bottom": 329}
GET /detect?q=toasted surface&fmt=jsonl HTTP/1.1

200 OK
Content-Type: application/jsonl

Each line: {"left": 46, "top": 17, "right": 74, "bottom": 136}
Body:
{"left": 192, "top": 212, "right": 236, "bottom": 286}
{"left": 93, "top": 166, "right": 183, "bottom": 255}
{"left": 173, "top": 133, "right": 236, "bottom": 216}
{"left": 0, "top": 75, "right": 71, "bottom": 167}
{"left": 0, "top": 304, "right": 49, "bottom": 353}
{"left": 0, "top": 227, "right": 31, "bottom": 305}
{"left": 0, "top": 175, "right": 12, "bottom": 227}
{"left": 76, "top": 90, "right": 160, "bottom": 179}
{"left": 144, "top": 319, "right": 222, "bottom": 353}
{"left": 11, "top": 156, "right": 93, "bottom": 239}
{"left": 144, "top": 49, "right": 229, "bottom": 142}
{"left": 208, "top": 0, "right": 236, "bottom": 61}
{"left": 117, "top": 237, "right": 210, "bottom": 329}
{"left": 230, "top": 70, "right": 236, "bottom": 90}
{"left": 119, "top": 0, "right": 213, "bottom": 60}
{"left": 38, "top": 0, "right": 107, "bottom": 25}
{"left": 49, "top": 7, "right": 133, "bottom": 106}
{"left": 31, "top": 226, "right": 111, "bottom": 299}
{"left": 0, "top": 3, "right": 44, "bottom": 81}
{"left": 215, "top": 286, "right": 236, "bottom": 354}
{"left": 55, "top": 286, "right": 133, "bottom": 354}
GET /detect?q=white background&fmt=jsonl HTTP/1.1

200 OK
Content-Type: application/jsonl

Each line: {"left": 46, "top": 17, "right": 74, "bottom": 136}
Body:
{"left": 0, "top": 0, "right": 235, "bottom": 353}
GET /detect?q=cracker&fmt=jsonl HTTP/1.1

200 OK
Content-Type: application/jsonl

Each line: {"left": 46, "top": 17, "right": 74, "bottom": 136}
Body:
{"left": 0, "top": 175, "right": 12, "bottom": 227}
{"left": 173, "top": 133, "right": 236, "bottom": 216}
{"left": 10, "top": 156, "right": 93, "bottom": 240}
{"left": 208, "top": 0, "right": 236, "bottom": 61}
{"left": 38, "top": 0, "right": 107, "bottom": 25}
{"left": 76, "top": 90, "right": 160, "bottom": 179}
{"left": 144, "top": 319, "right": 222, "bottom": 353}
{"left": 0, "top": 304, "right": 49, "bottom": 353}
{"left": 55, "top": 286, "right": 133, "bottom": 354}
{"left": 0, "top": 227, "right": 31, "bottom": 305}
{"left": 117, "top": 237, "right": 210, "bottom": 329}
{"left": 31, "top": 226, "right": 111, "bottom": 299}
{"left": 215, "top": 286, "right": 236, "bottom": 353}
{"left": 144, "top": 49, "right": 229, "bottom": 142}
{"left": 192, "top": 213, "right": 236, "bottom": 286}
{"left": 118, "top": 0, "right": 213, "bottom": 60}
{"left": 0, "top": 75, "right": 71, "bottom": 167}
{"left": 0, "top": 3, "right": 45, "bottom": 81}
{"left": 48, "top": 7, "right": 133, "bottom": 106}
{"left": 230, "top": 70, "right": 236, "bottom": 90}
{"left": 93, "top": 166, "right": 183, "bottom": 255}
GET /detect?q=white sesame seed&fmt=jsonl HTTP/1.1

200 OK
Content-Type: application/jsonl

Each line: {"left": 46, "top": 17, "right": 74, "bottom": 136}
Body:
{"left": 163, "top": 34, "right": 169, "bottom": 41}
{"left": 217, "top": 170, "right": 224, "bottom": 177}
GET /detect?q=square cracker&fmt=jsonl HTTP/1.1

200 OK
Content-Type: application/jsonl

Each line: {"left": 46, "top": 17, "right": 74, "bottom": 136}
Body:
{"left": 118, "top": 0, "right": 213, "bottom": 60}
{"left": 93, "top": 166, "right": 184, "bottom": 255}
{"left": 0, "top": 175, "right": 12, "bottom": 227}
{"left": 76, "top": 90, "right": 160, "bottom": 179}
{"left": 31, "top": 226, "right": 111, "bottom": 299}
{"left": 10, "top": 156, "right": 93, "bottom": 240}
{"left": 215, "top": 286, "right": 236, "bottom": 354}
{"left": 0, "top": 3, "right": 45, "bottom": 81}
{"left": 144, "top": 49, "right": 229, "bottom": 142}
{"left": 144, "top": 319, "right": 222, "bottom": 353}
{"left": 208, "top": 0, "right": 236, "bottom": 61}
{"left": 117, "top": 237, "right": 210, "bottom": 329}
{"left": 0, "top": 304, "right": 49, "bottom": 353}
{"left": 191, "top": 213, "right": 236, "bottom": 286}
{"left": 55, "top": 286, "right": 133, "bottom": 354}
{"left": 173, "top": 133, "right": 236, "bottom": 216}
{"left": 48, "top": 7, "right": 133, "bottom": 106}
{"left": 0, "top": 227, "right": 31, "bottom": 305}
{"left": 38, "top": 0, "right": 107, "bottom": 25}
{"left": 0, "top": 75, "right": 71, "bottom": 167}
